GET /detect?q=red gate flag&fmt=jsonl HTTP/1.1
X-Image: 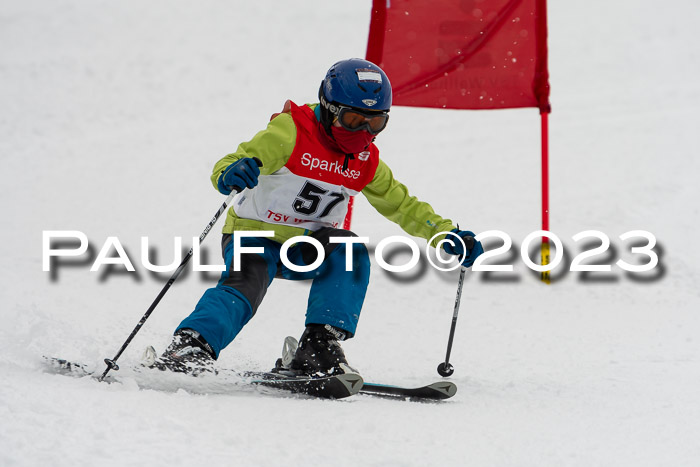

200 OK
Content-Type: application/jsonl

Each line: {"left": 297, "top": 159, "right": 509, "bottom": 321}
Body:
{"left": 365, "top": 0, "right": 550, "bottom": 112}
{"left": 346, "top": 0, "right": 552, "bottom": 281}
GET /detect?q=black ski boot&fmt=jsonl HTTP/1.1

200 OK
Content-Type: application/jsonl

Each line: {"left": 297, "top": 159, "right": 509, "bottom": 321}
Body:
{"left": 148, "top": 328, "right": 216, "bottom": 375}
{"left": 289, "top": 324, "right": 358, "bottom": 377}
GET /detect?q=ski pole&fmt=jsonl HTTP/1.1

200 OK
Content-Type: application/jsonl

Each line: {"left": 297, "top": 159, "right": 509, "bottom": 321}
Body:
{"left": 436, "top": 234, "right": 474, "bottom": 377}
{"left": 99, "top": 157, "right": 262, "bottom": 381}
{"left": 437, "top": 265, "right": 466, "bottom": 377}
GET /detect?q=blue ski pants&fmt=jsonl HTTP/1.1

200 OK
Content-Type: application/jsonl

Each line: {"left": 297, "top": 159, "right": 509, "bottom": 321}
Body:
{"left": 176, "top": 228, "right": 370, "bottom": 358}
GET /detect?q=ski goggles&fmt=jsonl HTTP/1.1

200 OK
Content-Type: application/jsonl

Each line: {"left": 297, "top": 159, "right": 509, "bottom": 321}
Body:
{"left": 335, "top": 106, "right": 389, "bottom": 135}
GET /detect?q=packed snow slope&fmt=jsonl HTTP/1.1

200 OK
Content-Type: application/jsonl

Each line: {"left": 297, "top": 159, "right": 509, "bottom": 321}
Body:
{"left": 2, "top": 1, "right": 699, "bottom": 466}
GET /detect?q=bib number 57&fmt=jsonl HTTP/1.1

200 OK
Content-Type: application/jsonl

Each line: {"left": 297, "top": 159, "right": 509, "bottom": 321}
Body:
{"left": 293, "top": 181, "right": 345, "bottom": 218}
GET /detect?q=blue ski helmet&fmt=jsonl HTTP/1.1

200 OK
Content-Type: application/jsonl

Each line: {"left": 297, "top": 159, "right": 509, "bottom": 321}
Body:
{"left": 320, "top": 58, "right": 392, "bottom": 112}
{"left": 318, "top": 59, "right": 392, "bottom": 133}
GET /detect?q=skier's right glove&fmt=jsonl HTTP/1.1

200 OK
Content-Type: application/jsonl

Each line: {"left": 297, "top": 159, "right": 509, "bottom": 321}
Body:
{"left": 442, "top": 229, "right": 484, "bottom": 268}
{"left": 217, "top": 157, "right": 261, "bottom": 194}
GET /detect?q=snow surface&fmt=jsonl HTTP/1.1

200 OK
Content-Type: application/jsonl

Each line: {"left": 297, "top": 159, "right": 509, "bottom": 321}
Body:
{"left": 2, "top": 1, "right": 700, "bottom": 466}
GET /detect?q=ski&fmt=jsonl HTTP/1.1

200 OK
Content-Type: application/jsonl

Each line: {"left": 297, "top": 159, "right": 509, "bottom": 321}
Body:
{"left": 270, "top": 334, "right": 457, "bottom": 401}
{"left": 43, "top": 356, "right": 361, "bottom": 399}
{"left": 43, "top": 356, "right": 454, "bottom": 401}
{"left": 359, "top": 380, "right": 457, "bottom": 401}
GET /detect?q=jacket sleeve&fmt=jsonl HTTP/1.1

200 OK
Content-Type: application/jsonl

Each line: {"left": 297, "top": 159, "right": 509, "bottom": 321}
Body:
{"left": 210, "top": 112, "right": 297, "bottom": 190}
{"left": 362, "top": 158, "right": 457, "bottom": 247}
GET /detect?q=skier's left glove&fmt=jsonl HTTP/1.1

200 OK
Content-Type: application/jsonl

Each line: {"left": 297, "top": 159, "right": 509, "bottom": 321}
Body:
{"left": 442, "top": 229, "right": 484, "bottom": 268}
{"left": 217, "top": 157, "right": 261, "bottom": 195}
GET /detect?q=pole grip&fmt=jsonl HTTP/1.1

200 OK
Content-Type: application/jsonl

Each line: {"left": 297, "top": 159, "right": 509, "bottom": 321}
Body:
{"left": 229, "top": 157, "right": 263, "bottom": 193}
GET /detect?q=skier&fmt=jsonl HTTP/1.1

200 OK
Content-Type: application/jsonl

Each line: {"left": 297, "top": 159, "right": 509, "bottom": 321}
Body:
{"left": 152, "top": 58, "right": 484, "bottom": 376}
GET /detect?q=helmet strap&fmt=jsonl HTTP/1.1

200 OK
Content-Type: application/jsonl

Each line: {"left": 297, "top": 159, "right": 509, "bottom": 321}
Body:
{"left": 318, "top": 84, "right": 335, "bottom": 137}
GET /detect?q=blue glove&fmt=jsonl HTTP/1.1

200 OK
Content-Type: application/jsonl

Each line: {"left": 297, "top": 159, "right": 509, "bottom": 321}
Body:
{"left": 442, "top": 229, "right": 484, "bottom": 268}
{"left": 217, "top": 157, "right": 261, "bottom": 195}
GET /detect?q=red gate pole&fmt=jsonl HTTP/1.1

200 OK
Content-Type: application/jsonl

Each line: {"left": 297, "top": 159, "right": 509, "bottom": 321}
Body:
{"left": 343, "top": 198, "right": 354, "bottom": 230}
{"left": 540, "top": 110, "right": 551, "bottom": 284}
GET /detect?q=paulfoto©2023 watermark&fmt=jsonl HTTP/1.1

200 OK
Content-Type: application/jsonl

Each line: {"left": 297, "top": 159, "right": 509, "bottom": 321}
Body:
{"left": 42, "top": 229, "right": 660, "bottom": 276}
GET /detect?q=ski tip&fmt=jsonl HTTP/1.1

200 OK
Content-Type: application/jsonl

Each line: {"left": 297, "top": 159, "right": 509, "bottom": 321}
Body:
{"left": 426, "top": 381, "right": 458, "bottom": 399}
